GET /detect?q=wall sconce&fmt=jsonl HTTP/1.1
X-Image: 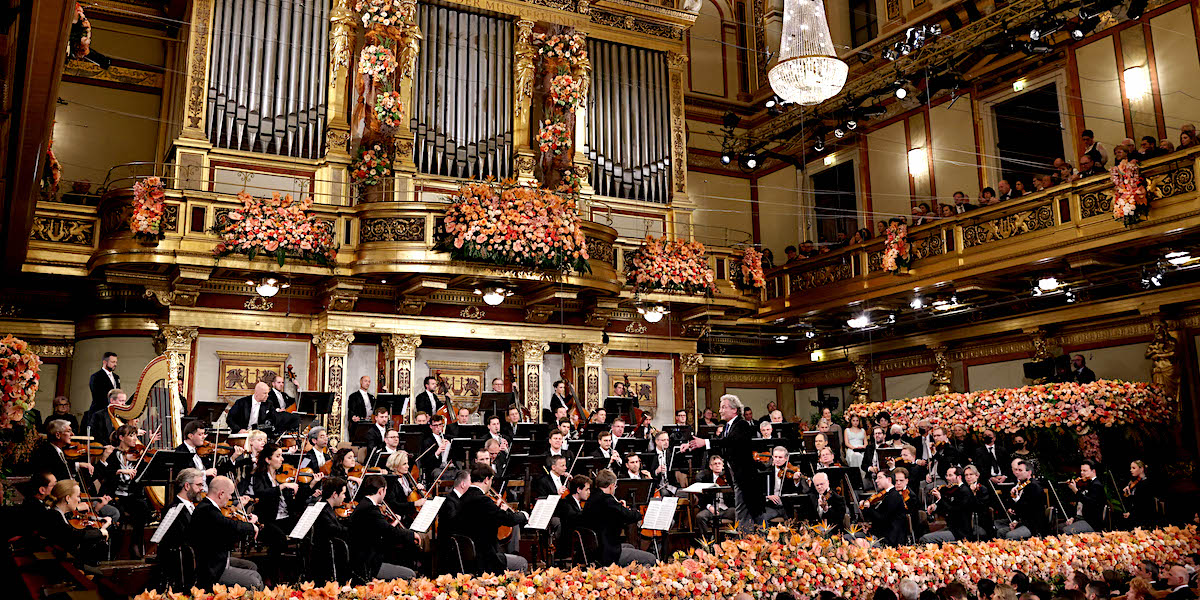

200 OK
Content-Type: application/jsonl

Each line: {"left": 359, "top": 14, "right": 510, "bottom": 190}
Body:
{"left": 907, "top": 147, "right": 927, "bottom": 177}
{"left": 1124, "top": 66, "right": 1151, "bottom": 99}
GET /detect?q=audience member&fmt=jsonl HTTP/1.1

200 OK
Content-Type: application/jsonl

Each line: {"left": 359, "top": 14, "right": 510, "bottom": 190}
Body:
{"left": 980, "top": 187, "right": 997, "bottom": 206}
{"left": 938, "top": 204, "right": 954, "bottom": 218}
{"left": 799, "top": 240, "right": 816, "bottom": 258}
{"left": 1159, "top": 139, "right": 1176, "bottom": 153}
{"left": 1114, "top": 145, "right": 1132, "bottom": 165}
{"left": 783, "top": 246, "right": 800, "bottom": 264}
{"left": 1137, "top": 136, "right": 1163, "bottom": 161}
{"left": 876, "top": 220, "right": 889, "bottom": 236}
{"left": 1180, "top": 130, "right": 1198, "bottom": 149}
{"left": 1078, "top": 152, "right": 1107, "bottom": 178}
{"left": 761, "top": 248, "right": 775, "bottom": 269}
{"left": 953, "top": 191, "right": 975, "bottom": 213}
{"left": 912, "top": 203, "right": 931, "bottom": 226}
{"left": 997, "top": 180, "right": 1013, "bottom": 201}
{"left": 1082, "top": 129, "right": 1109, "bottom": 166}
{"left": 1013, "top": 180, "right": 1028, "bottom": 196}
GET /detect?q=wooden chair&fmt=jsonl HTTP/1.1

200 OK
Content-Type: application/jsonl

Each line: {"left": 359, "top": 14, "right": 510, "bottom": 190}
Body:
{"left": 571, "top": 528, "right": 599, "bottom": 567}
{"left": 450, "top": 534, "right": 478, "bottom": 575}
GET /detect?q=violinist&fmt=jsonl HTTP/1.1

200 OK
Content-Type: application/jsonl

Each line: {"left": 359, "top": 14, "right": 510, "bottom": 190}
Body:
{"left": 351, "top": 476, "right": 420, "bottom": 581}
{"left": 590, "top": 408, "right": 608, "bottom": 426}
{"left": 85, "top": 388, "right": 126, "bottom": 447}
{"left": 418, "top": 415, "right": 453, "bottom": 480}
{"left": 458, "top": 466, "right": 530, "bottom": 573}
{"left": 962, "top": 465, "right": 995, "bottom": 539}
{"left": 300, "top": 427, "right": 331, "bottom": 471}
{"left": 592, "top": 431, "right": 623, "bottom": 469}
{"left": 157, "top": 468, "right": 205, "bottom": 557}
{"left": 860, "top": 470, "right": 906, "bottom": 546}
{"left": 41, "top": 480, "right": 111, "bottom": 565}
{"left": 808, "top": 472, "right": 846, "bottom": 533}
{"left": 1121, "top": 460, "right": 1156, "bottom": 528}
{"left": 176, "top": 420, "right": 218, "bottom": 477}
{"left": 927, "top": 426, "right": 965, "bottom": 483}
{"left": 893, "top": 467, "right": 925, "bottom": 540}
{"left": 369, "top": 429, "right": 402, "bottom": 469}
{"left": 622, "top": 453, "right": 652, "bottom": 480}
{"left": 231, "top": 430, "right": 268, "bottom": 491}
{"left": 580, "top": 469, "right": 654, "bottom": 566}
{"left": 251, "top": 442, "right": 321, "bottom": 577}
{"left": 329, "top": 448, "right": 364, "bottom": 498}
{"left": 438, "top": 469, "right": 472, "bottom": 539}
{"left": 997, "top": 459, "right": 1047, "bottom": 540}
{"left": 861, "top": 426, "right": 889, "bottom": 483}
{"left": 761, "top": 446, "right": 806, "bottom": 522}
{"left": 920, "top": 466, "right": 973, "bottom": 543}
{"left": 383, "top": 450, "right": 425, "bottom": 520}
{"left": 546, "top": 430, "right": 573, "bottom": 463}
{"left": 96, "top": 424, "right": 151, "bottom": 556}
{"left": 309, "top": 477, "right": 350, "bottom": 584}
{"left": 12, "top": 472, "right": 55, "bottom": 541}
{"left": 893, "top": 444, "right": 927, "bottom": 485}
{"left": 189, "top": 476, "right": 262, "bottom": 589}
{"left": 816, "top": 446, "right": 842, "bottom": 470}
{"left": 484, "top": 438, "right": 509, "bottom": 478}
{"left": 413, "top": 376, "right": 445, "bottom": 418}
{"left": 552, "top": 474, "right": 590, "bottom": 558}
{"left": 31, "top": 420, "right": 120, "bottom": 524}
{"left": 363, "top": 407, "right": 391, "bottom": 454}
{"left": 549, "top": 380, "right": 570, "bottom": 415}
{"left": 534, "top": 455, "right": 570, "bottom": 498}
{"left": 1062, "top": 459, "right": 1106, "bottom": 534}
{"left": 695, "top": 454, "right": 734, "bottom": 538}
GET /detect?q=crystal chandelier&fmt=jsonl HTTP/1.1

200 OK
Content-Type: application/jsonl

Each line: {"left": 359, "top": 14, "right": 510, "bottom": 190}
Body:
{"left": 767, "top": 0, "right": 848, "bottom": 105}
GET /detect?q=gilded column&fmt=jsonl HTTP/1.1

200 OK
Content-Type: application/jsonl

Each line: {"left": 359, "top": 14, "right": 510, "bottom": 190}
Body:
{"left": 178, "top": 0, "right": 215, "bottom": 141}
{"left": 929, "top": 346, "right": 953, "bottom": 395}
{"left": 1026, "top": 328, "right": 1054, "bottom": 384}
{"left": 383, "top": 333, "right": 422, "bottom": 420}
{"left": 679, "top": 353, "right": 704, "bottom": 426}
{"left": 513, "top": 19, "right": 538, "bottom": 183}
{"left": 665, "top": 50, "right": 693, "bottom": 237}
{"left": 569, "top": 342, "right": 608, "bottom": 415}
{"left": 391, "top": 0, "right": 421, "bottom": 174}
{"left": 511, "top": 340, "right": 549, "bottom": 420}
{"left": 154, "top": 325, "right": 198, "bottom": 447}
{"left": 314, "top": 330, "right": 355, "bottom": 440}
{"left": 325, "top": 0, "right": 356, "bottom": 161}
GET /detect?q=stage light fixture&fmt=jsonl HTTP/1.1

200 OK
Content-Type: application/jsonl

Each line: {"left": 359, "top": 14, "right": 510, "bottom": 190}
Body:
{"left": 638, "top": 305, "right": 669, "bottom": 323}
{"left": 847, "top": 314, "right": 871, "bottom": 329}
{"left": 247, "top": 275, "right": 290, "bottom": 298}
{"left": 814, "top": 138, "right": 825, "bottom": 151}
{"left": 1166, "top": 251, "right": 1193, "bottom": 266}
{"left": 721, "top": 153, "right": 733, "bottom": 165}
{"left": 744, "top": 153, "right": 760, "bottom": 169}
{"left": 910, "top": 297, "right": 924, "bottom": 310}
{"left": 846, "top": 119, "right": 857, "bottom": 130}
{"left": 474, "top": 287, "right": 512, "bottom": 306}
{"left": 834, "top": 127, "right": 845, "bottom": 138}
{"left": 895, "top": 86, "right": 908, "bottom": 99}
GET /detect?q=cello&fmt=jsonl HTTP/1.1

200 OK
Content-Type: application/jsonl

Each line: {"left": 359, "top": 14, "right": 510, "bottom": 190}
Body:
{"left": 624, "top": 373, "right": 644, "bottom": 427}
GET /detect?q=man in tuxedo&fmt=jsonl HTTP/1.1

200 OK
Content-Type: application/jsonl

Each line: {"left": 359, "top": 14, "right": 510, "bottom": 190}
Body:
{"left": 85, "top": 352, "right": 120, "bottom": 425}
{"left": 350, "top": 475, "right": 419, "bottom": 581}
{"left": 362, "top": 407, "right": 390, "bottom": 454}
{"left": 176, "top": 420, "right": 219, "bottom": 477}
{"left": 973, "top": 429, "right": 1012, "bottom": 485}
{"left": 484, "top": 415, "right": 511, "bottom": 449}
{"left": 546, "top": 430, "right": 573, "bottom": 463}
{"left": 300, "top": 427, "right": 331, "bottom": 471}
{"left": 861, "top": 426, "right": 889, "bottom": 483}
{"left": 1164, "top": 566, "right": 1196, "bottom": 600}
{"left": 418, "top": 415, "right": 453, "bottom": 479}
{"left": 580, "top": 469, "right": 655, "bottom": 566}
{"left": 1063, "top": 459, "right": 1107, "bottom": 534}
{"left": 456, "top": 466, "right": 529, "bottom": 573}
{"left": 592, "top": 431, "right": 624, "bottom": 470}
{"left": 809, "top": 472, "right": 846, "bottom": 534}
{"left": 927, "top": 426, "right": 966, "bottom": 482}
{"left": 689, "top": 394, "right": 758, "bottom": 530}
{"left": 861, "top": 470, "right": 907, "bottom": 546}
{"left": 694, "top": 454, "right": 735, "bottom": 538}
{"left": 156, "top": 468, "right": 204, "bottom": 587}
{"left": 189, "top": 476, "right": 261, "bottom": 589}
{"left": 1071, "top": 355, "right": 1097, "bottom": 384}
{"left": 646, "top": 431, "right": 678, "bottom": 494}
{"left": 998, "top": 459, "right": 1048, "bottom": 539}
{"left": 228, "top": 382, "right": 299, "bottom": 434}
{"left": 533, "top": 455, "right": 570, "bottom": 498}
{"left": 413, "top": 376, "right": 445, "bottom": 418}
{"left": 309, "top": 477, "right": 350, "bottom": 584}
{"left": 445, "top": 408, "right": 473, "bottom": 439}
{"left": 552, "top": 474, "right": 589, "bottom": 558}
{"left": 347, "top": 376, "right": 375, "bottom": 423}
{"left": 501, "top": 406, "right": 521, "bottom": 439}
{"left": 920, "top": 466, "right": 974, "bottom": 543}
{"left": 86, "top": 388, "right": 126, "bottom": 446}
{"left": 760, "top": 445, "right": 805, "bottom": 523}
{"left": 266, "top": 373, "right": 294, "bottom": 411}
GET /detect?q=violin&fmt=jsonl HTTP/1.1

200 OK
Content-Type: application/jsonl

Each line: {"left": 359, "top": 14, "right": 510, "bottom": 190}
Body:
{"left": 221, "top": 499, "right": 254, "bottom": 523}
{"left": 68, "top": 509, "right": 104, "bottom": 530}
{"left": 752, "top": 450, "right": 772, "bottom": 464}
{"left": 195, "top": 441, "right": 217, "bottom": 456}
{"left": 487, "top": 488, "right": 516, "bottom": 541}
{"left": 63, "top": 441, "right": 105, "bottom": 461}
{"left": 348, "top": 464, "right": 386, "bottom": 479}
{"left": 1010, "top": 480, "right": 1030, "bottom": 500}
{"left": 335, "top": 501, "right": 358, "bottom": 519}
{"left": 863, "top": 489, "right": 887, "bottom": 508}
{"left": 1122, "top": 477, "right": 1141, "bottom": 497}
{"left": 715, "top": 474, "right": 727, "bottom": 486}
{"left": 275, "top": 463, "right": 317, "bottom": 484}
{"left": 778, "top": 462, "right": 810, "bottom": 485}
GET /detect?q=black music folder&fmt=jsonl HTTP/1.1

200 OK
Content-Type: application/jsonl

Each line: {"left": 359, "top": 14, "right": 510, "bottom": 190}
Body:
{"left": 298, "top": 392, "right": 334, "bottom": 415}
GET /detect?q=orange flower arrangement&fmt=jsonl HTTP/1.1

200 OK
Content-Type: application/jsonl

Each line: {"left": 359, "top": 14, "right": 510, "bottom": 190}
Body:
{"left": 136, "top": 526, "right": 1200, "bottom": 600}
{"left": 212, "top": 191, "right": 337, "bottom": 267}
{"left": 130, "top": 176, "right": 167, "bottom": 241}
{"left": 0, "top": 335, "right": 41, "bottom": 429}
{"left": 627, "top": 235, "right": 717, "bottom": 296}
{"left": 846, "top": 380, "right": 1173, "bottom": 434}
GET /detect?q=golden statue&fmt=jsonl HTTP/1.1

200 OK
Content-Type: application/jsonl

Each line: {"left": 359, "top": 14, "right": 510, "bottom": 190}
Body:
{"left": 1146, "top": 317, "right": 1179, "bottom": 399}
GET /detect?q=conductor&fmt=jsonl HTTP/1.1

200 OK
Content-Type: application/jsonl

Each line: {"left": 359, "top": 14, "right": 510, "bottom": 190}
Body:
{"left": 686, "top": 394, "right": 758, "bottom": 529}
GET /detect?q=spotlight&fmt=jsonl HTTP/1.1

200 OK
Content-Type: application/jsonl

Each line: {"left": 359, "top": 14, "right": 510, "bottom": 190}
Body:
{"left": 1029, "top": 26, "right": 1042, "bottom": 41}
{"left": 722, "top": 111, "right": 741, "bottom": 129}
{"left": 744, "top": 153, "right": 759, "bottom": 169}
{"left": 775, "top": 335, "right": 788, "bottom": 344}
{"left": 804, "top": 330, "right": 816, "bottom": 338}
{"left": 720, "top": 153, "right": 733, "bottom": 165}
{"left": 765, "top": 96, "right": 778, "bottom": 109}
{"left": 928, "top": 23, "right": 942, "bottom": 35}
{"left": 846, "top": 119, "right": 858, "bottom": 130}
{"left": 1072, "top": 16, "right": 1100, "bottom": 40}
{"left": 1037, "top": 277, "right": 1059, "bottom": 291}
{"left": 834, "top": 127, "right": 845, "bottom": 138}
{"left": 895, "top": 86, "right": 908, "bottom": 99}
{"left": 1065, "top": 290, "right": 1077, "bottom": 303}
{"left": 1023, "top": 42, "right": 1053, "bottom": 54}
{"left": 847, "top": 314, "right": 871, "bottom": 329}
{"left": 814, "top": 138, "right": 825, "bottom": 151}
{"left": 910, "top": 297, "right": 924, "bottom": 310}
{"left": 638, "top": 305, "right": 669, "bottom": 323}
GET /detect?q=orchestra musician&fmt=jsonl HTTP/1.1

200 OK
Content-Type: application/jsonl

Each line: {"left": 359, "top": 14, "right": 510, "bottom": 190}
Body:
{"left": 31, "top": 420, "right": 96, "bottom": 486}
{"left": 761, "top": 446, "right": 806, "bottom": 523}
{"left": 265, "top": 372, "right": 294, "bottom": 411}
{"left": 413, "top": 376, "right": 446, "bottom": 418}
{"left": 632, "top": 412, "right": 654, "bottom": 439}
{"left": 309, "top": 477, "right": 350, "bottom": 584}
{"left": 699, "top": 408, "right": 719, "bottom": 427}
{"left": 84, "top": 351, "right": 120, "bottom": 425}
{"left": 383, "top": 451, "right": 426, "bottom": 520}
{"left": 363, "top": 407, "right": 391, "bottom": 454}
{"left": 809, "top": 472, "right": 846, "bottom": 533}
{"left": 1121, "top": 460, "right": 1155, "bottom": 528}
{"left": 552, "top": 474, "right": 590, "bottom": 558}
{"left": 502, "top": 406, "right": 522, "bottom": 439}
{"left": 227, "top": 382, "right": 299, "bottom": 435}
{"left": 686, "top": 394, "right": 758, "bottom": 531}
{"left": 189, "top": 476, "right": 262, "bottom": 589}
{"left": 612, "top": 380, "right": 639, "bottom": 414}
{"left": 892, "top": 445, "right": 927, "bottom": 485}
{"left": 757, "top": 421, "right": 778, "bottom": 440}
{"left": 483, "top": 438, "right": 508, "bottom": 478}
{"left": 328, "top": 448, "right": 364, "bottom": 498}
{"left": 42, "top": 479, "right": 112, "bottom": 565}
{"left": 1062, "top": 459, "right": 1106, "bottom": 534}
{"left": 95, "top": 424, "right": 151, "bottom": 556}
{"left": 920, "top": 466, "right": 973, "bottom": 543}
{"left": 418, "top": 416, "right": 453, "bottom": 479}
{"left": 228, "top": 431, "right": 264, "bottom": 491}
{"left": 438, "top": 469, "right": 471, "bottom": 540}
{"left": 694, "top": 454, "right": 734, "bottom": 538}
{"left": 549, "top": 380, "right": 570, "bottom": 415}
{"left": 445, "top": 408, "right": 473, "bottom": 438}
{"left": 413, "top": 412, "right": 430, "bottom": 425}
{"left": 556, "top": 418, "right": 575, "bottom": 446}
{"left": 299, "top": 427, "right": 331, "bottom": 471}
{"left": 548, "top": 406, "right": 568, "bottom": 426}
{"left": 347, "top": 376, "right": 376, "bottom": 424}
{"left": 43, "top": 396, "right": 79, "bottom": 434}
{"left": 533, "top": 455, "right": 571, "bottom": 498}
{"left": 350, "top": 475, "right": 420, "bottom": 581}
{"left": 816, "top": 446, "right": 842, "bottom": 470}
{"left": 610, "top": 417, "right": 629, "bottom": 439}
{"left": 996, "top": 459, "right": 1048, "bottom": 539}
{"left": 647, "top": 431, "right": 677, "bottom": 494}
{"left": 484, "top": 415, "right": 511, "bottom": 450}
{"left": 589, "top": 409, "right": 608, "bottom": 426}
{"left": 622, "top": 453, "right": 651, "bottom": 480}
{"left": 251, "top": 442, "right": 322, "bottom": 577}
{"left": 961, "top": 465, "right": 994, "bottom": 539}
{"left": 860, "top": 470, "right": 907, "bottom": 546}
{"left": 893, "top": 467, "right": 925, "bottom": 540}
{"left": 546, "top": 430, "right": 573, "bottom": 463}
{"left": 85, "top": 388, "right": 126, "bottom": 446}
{"left": 369, "top": 429, "right": 402, "bottom": 469}
{"left": 11, "top": 472, "right": 55, "bottom": 542}
{"left": 580, "top": 469, "right": 655, "bottom": 566}
{"left": 592, "top": 431, "right": 623, "bottom": 469}
{"left": 490, "top": 378, "right": 505, "bottom": 393}
{"left": 815, "top": 419, "right": 842, "bottom": 457}
{"left": 176, "top": 420, "right": 218, "bottom": 478}
{"left": 861, "top": 426, "right": 889, "bottom": 484}
{"left": 926, "top": 427, "right": 965, "bottom": 484}
{"left": 156, "top": 468, "right": 206, "bottom": 585}
{"left": 456, "top": 465, "right": 530, "bottom": 573}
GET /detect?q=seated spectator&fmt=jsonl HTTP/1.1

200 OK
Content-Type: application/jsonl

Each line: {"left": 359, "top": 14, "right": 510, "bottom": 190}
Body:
{"left": 760, "top": 248, "right": 774, "bottom": 269}
{"left": 997, "top": 179, "right": 1013, "bottom": 201}
{"left": 1180, "top": 130, "right": 1198, "bottom": 150}
{"left": 1056, "top": 160, "right": 1076, "bottom": 183}
{"left": 1137, "top": 135, "right": 1163, "bottom": 161}
{"left": 1081, "top": 129, "right": 1109, "bottom": 166}
{"left": 1039, "top": 174, "right": 1055, "bottom": 191}
{"left": 876, "top": 220, "right": 889, "bottom": 236}
{"left": 1078, "top": 151, "right": 1107, "bottom": 178}
{"left": 1159, "top": 139, "right": 1175, "bottom": 153}
{"left": 912, "top": 203, "right": 932, "bottom": 226}
{"left": 1014, "top": 180, "right": 1028, "bottom": 196}
{"left": 938, "top": 203, "right": 954, "bottom": 218}
{"left": 833, "top": 231, "right": 848, "bottom": 247}
{"left": 1182, "top": 123, "right": 1196, "bottom": 141}
{"left": 1114, "top": 145, "right": 1133, "bottom": 165}
{"left": 798, "top": 240, "right": 816, "bottom": 258}
{"left": 952, "top": 191, "right": 975, "bottom": 213}
{"left": 980, "top": 187, "right": 997, "bottom": 206}
{"left": 848, "top": 228, "right": 873, "bottom": 244}
{"left": 783, "top": 245, "right": 800, "bottom": 264}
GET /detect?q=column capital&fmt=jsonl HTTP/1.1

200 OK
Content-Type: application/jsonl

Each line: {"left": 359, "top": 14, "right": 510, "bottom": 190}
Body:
{"left": 679, "top": 352, "right": 704, "bottom": 373}
{"left": 511, "top": 340, "right": 549, "bottom": 363}
{"left": 154, "top": 325, "right": 198, "bottom": 355}
{"left": 569, "top": 342, "right": 608, "bottom": 365}
{"left": 383, "top": 333, "right": 423, "bottom": 356}
{"left": 313, "top": 329, "right": 355, "bottom": 354}
{"left": 930, "top": 346, "right": 952, "bottom": 394}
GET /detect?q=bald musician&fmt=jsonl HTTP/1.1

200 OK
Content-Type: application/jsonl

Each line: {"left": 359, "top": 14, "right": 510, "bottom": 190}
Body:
{"left": 228, "top": 382, "right": 298, "bottom": 434}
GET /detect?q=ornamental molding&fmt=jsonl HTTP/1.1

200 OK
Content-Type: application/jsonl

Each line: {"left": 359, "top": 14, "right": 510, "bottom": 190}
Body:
{"left": 679, "top": 352, "right": 704, "bottom": 372}
{"left": 383, "top": 333, "right": 423, "bottom": 356}
{"left": 511, "top": 340, "right": 550, "bottom": 363}
{"left": 30, "top": 216, "right": 95, "bottom": 246}
{"left": 569, "top": 342, "right": 608, "bottom": 364}
{"left": 28, "top": 344, "right": 75, "bottom": 358}
{"left": 154, "top": 325, "right": 199, "bottom": 354}
{"left": 313, "top": 329, "right": 355, "bottom": 354}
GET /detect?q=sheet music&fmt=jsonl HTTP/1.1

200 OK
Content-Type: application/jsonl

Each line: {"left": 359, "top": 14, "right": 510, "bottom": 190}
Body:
{"left": 150, "top": 504, "right": 185, "bottom": 544}
{"left": 410, "top": 496, "right": 445, "bottom": 533}
{"left": 289, "top": 502, "right": 327, "bottom": 539}
{"left": 680, "top": 482, "right": 716, "bottom": 494}
{"left": 525, "top": 496, "right": 561, "bottom": 530}
{"left": 640, "top": 497, "right": 678, "bottom": 531}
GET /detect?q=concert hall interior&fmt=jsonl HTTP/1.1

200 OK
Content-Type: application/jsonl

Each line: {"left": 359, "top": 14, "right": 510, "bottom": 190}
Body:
{"left": 4, "top": 0, "right": 1200, "bottom": 598}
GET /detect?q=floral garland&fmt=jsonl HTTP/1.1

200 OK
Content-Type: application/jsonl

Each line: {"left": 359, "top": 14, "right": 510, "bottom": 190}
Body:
{"left": 70, "top": 3, "right": 91, "bottom": 59}
{"left": 536, "top": 120, "right": 572, "bottom": 156}
{"left": 534, "top": 31, "right": 588, "bottom": 63}
{"left": 135, "top": 526, "right": 1200, "bottom": 600}
{"left": 736, "top": 247, "right": 766, "bottom": 289}
{"left": 846, "top": 380, "right": 1173, "bottom": 434}
{"left": 130, "top": 176, "right": 167, "bottom": 241}
{"left": 355, "top": 0, "right": 402, "bottom": 27}
{"left": 358, "top": 45, "right": 397, "bottom": 82}
{"left": 548, "top": 74, "right": 585, "bottom": 111}
{"left": 351, "top": 143, "right": 392, "bottom": 187}
{"left": 212, "top": 191, "right": 337, "bottom": 267}
{"left": 533, "top": 30, "right": 588, "bottom": 188}
{"left": 42, "top": 137, "right": 62, "bottom": 196}
{"left": 882, "top": 221, "right": 911, "bottom": 273}
{"left": 1110, "top": 159, "right": 1153, "bottom": 226}
{"left": 373, "top": 91, "right": 404, "bottom": 128}
{"left": 437, "top": 179, "right": 590, "bottom": 273}
{"left": 627, "top": 235, "right": 717, "bottom": 296}
{"left": 0, "top": 335, "right": 41, "bottom": 430}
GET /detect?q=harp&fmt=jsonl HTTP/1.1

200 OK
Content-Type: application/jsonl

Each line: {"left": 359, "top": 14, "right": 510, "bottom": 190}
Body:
{"left": 110, "top": 354, "right": 186, "bottom": 509}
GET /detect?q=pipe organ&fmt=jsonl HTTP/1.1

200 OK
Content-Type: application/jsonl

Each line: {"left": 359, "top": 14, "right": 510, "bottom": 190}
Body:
{"left": 411, "top": 5, "right": 514, "bottom": 180}
{"left": 206, "top": 0, "right": 330, "bottom": 159}
{"left": 585, "top": 39, "right": 672, "bottom": 203}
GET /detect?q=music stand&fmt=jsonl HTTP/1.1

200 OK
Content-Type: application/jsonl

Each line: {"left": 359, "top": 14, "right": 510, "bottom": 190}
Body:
{"left": 478, "top": 392, "right": 514, "bottom": 420}
{"left": 603, "top": 396, "right": 632, "bottom": 422}
{"left": 188, "top": 400, "right": 228, "bottom": 425}
{"left": 515, "top": 423, "right": 550, "bottom": 440}
{"left": 774, "top": 422, "right": 800, "bottom": 439}
{"left": 614, "top": 437, "right": 648, "bottom": 456}
{"left": 135, "top": 451, "right": 195, "bottom": 499}
{"left": 298, "top": 392, "right": 334, "bottom": 415}
{"left": 376, "top": 394, "right": 406, "bottom": 415}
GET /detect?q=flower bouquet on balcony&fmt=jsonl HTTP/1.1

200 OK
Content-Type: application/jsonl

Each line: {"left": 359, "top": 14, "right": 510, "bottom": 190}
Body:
{"left": 130, "top": 176, "right": 167, "bottom": 242}
{"left": 548, "top": 74, "right": 585, "bottom": 111}
{"left": 626, "top": 235, "right": 717, "bottom": 296}
{"left": 1110, "top": 159, "right": 1153, "bottom": 226}
{"left": 212, "top": 191, "right": 337, "bottom": 267}
{"left": 358, "top": 44, "right": 397, "bottom": 82}
{"left": 0, "top": 335, "right": 41, "bottom": 430}
{"left": 373, "top": 91, "right": 405, "bottom": 128}
{"left": 351, "top": 143, "right": 392, "bottom": 187}
{"left": 355, "top": 0, "right": 403, "bottom": 27}
{"left": 437, "top": 179, "right": 591, "bottom": 273}
{"left": 882, "top": 221, "right": 911, "bottom": 273}
{"left": 537, "top": 120, "right": 572, "bottom": 156}
{"left": 731, "top": 247, "right": 765, "bottom": 290}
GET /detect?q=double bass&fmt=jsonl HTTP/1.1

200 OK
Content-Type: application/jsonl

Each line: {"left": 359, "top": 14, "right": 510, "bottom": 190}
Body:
{"left": 623, "top": 373, "right": 644, "bottom": 426}
{"left": 433, "top": 371, "right": 458, "bottom": 423}
{"left": 559, "top": 368, "right": 589, "bottom": 424}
